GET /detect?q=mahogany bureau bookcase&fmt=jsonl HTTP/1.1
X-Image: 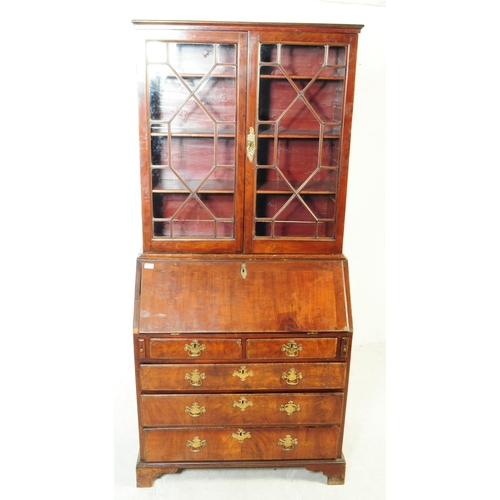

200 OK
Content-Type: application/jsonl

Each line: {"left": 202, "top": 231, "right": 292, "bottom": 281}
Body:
{"left": 131, "top": 20, "right": 363, "bottom": 487}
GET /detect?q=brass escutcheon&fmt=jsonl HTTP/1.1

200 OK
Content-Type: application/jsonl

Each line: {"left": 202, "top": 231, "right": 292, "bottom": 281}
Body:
{"left": 233, "top": 396, "right": 253, "bottom": 412}
{"left": 278, "top": 434, "right": 298, "bottom": 451}
{"left": 185, "top": 368, "right": 206, "bottom": 386}
{"left": 185, "top": 402, "right": 206, "bottom": 417}
{"left": 246, "top": 127, "right": 256, "bottom": 162}
{"left": 282, "top": 367, "right": 303, "bottom": 385}
{"left": 281, "top": 340, "right": 303, "bottom": 357}
{"left": 184, "top": 339, "right": 206, "bottom": 357}
{"left": 233, "top": 365, "right": 254, "bottom": 381}
{"left": 231, "top": 428, "right": 251, "bottom": 444}
{"left": 280, "top": 400, "right": 301, "bottom": 416}
{"left": 186, "top": 436, "right": 206, "bottom": 452}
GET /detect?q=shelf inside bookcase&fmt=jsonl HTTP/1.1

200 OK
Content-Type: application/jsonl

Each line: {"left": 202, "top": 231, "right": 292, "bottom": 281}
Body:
{"left": 260, "top": 74, "right": 345, "bottom": 81}
{"left": 150, "top": 127, "right": 236, "bottom": 138}
{"left": 256, "top": 180, "right": 337, "bottom": 194}
{"left": 152, "top": 179, "right": 235, "bottom": 194}
{"left": 257, "top": 128, "right": 341, "bottom": 139}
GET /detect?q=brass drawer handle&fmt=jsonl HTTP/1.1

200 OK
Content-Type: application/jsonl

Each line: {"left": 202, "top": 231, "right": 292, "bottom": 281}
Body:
{"left": 185, "top": 368, "right": 206, "bottom": 386}
{"left": 278, "top": 434, "right": 298, "bottom": 451}
{"left": 246, "top": 127, "right": 256, "bottom": 162}
{"left": 186, "top": 436, "right": 206, "bottom": 453}
{"left": 185, "top": 402, "right": 206, "bottom": 417}
{"left": 184, "top": 340, "right": 206, "bottom": 357}
{"left": 280, "top": 400, "right": 301, "bottom": 416}
{"left": 282, "top": 367, "right": 303, "bottom": 385}
{"left": 233, "top": 396, "right": 253, "bottom": 412}
{"left": 281, "top": 340, "right": 302, "bottom": 357}
{"left": 233, "top": 365, "right": 254, "bottom": 381}
{"left": 231, "top": 429, "right": 251, "bottom": 444}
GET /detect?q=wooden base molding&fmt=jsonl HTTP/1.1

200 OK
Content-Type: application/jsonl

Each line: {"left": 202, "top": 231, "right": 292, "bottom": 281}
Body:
{"left": 136, "top": 456, "right": 346, "bottom": 487}
{"left": 136, "top": 462, "right": 180, "bottom": 488}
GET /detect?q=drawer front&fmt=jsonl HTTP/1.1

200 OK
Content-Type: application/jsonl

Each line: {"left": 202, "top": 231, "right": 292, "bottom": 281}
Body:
{"left": 149, "top": 338, "right": 242, "bottom": 360}
{"left": 141, "top": 392, "right": 344, "bottom": 427}
{"left": 246, "top": 338, "right": 338, "bottom": 360}
{"left": 140, "top": 362, "right": 346, "bottom": 392}
{"left": 143, "top": 426, "right": 340, "bottom": 462}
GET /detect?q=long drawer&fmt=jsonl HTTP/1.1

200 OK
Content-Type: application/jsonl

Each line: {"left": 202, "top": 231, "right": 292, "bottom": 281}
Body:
{"left": 143, "top": 426, "right": 341, "bottom": 462}
{"left": 141, "top": 392, "right": 344, "bottom": 427}
{"left": 140, "top": 362, "right": 347, "bottom": 392}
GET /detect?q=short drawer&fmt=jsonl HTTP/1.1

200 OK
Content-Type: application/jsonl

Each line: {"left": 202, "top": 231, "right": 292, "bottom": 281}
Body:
{"left": 247, "top": 338, "right": 338, "bottom": 359}
{"left": 143, "top": 426, "right": 340, "bottom": 462}
{"left": 148, "top": 338, "right": 242, "bottom": 360}
{"left": 141, "top": 392, "right": 344, "bottom": 427}
{"left": 140, "top": 362, "right": 346, "bottom": 392}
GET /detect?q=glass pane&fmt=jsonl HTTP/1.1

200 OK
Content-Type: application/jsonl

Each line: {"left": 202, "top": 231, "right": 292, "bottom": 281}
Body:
{"left": 216, "top": 137, "right": 235, "bottom": 166}
{"left": 260, "top": 44, "right": 278, "bottom": 63}
{"left": 149, "top": 65, "right": 188, "bottom": 121}
{"left": 152, "top": 168, "right": 185, "bottom": 191}
{"left": 274, "top": 139, "right": 318, "bottom": 188}
{"left": 278, "top": 196, "right": 316, "bottom": 222}
{"left": 280, "top": 45, "right": 324, "bottom": 76}
{"left": 304, "top": 80, "right": 344, "bottom": 122}
{"left": 274, "top": 222, "right": 316, "bottom": 238}
{"left": 151, "top": 136, "right": 169, "bottom": 166}
{"left": 147, "top": 39, "right": 238, "bottom": 241}
{"left": 255, "top": 42, "right": 346, "bottom": 241}
{"left": 200, "top": 167, "right": 235, "bottom": 192}
{"left": 172, "top": 220, "right": 215, "bottom": 238}
{"left": 301, "top": 169, "right": 337, "bottom": 193}
{"left": 256, "top": 137, "right": 275, "bottom": 167}
{"left": 327, "top": 46, "right": 346, "bottom": 67}
{"left": 196, "top": 76, "right": 236, "bottom": 122}
{"left": 216, "top": 221, "right": 234, "bottom": 238}
{"left": 302, "top": 194, "right": 336, "bottom": 219}
{"left": 201, "top": 194, "right": 234, "bottom": 218}
{"left": 170, "top": 137, "right": 214, "bottom": 180}
{"left": 217, "top": 44, "right": 236, "bottom": 64}
{"left": 168, "top": 43, "right": 215, "bottom": 74}
{"left": 321, "top": 139, "right": 341, "bottom": 167}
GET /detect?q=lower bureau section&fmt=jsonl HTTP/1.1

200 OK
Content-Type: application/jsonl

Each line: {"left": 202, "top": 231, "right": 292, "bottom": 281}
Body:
{"left": 143, "top": 426, "right": 340, "bottom": 462}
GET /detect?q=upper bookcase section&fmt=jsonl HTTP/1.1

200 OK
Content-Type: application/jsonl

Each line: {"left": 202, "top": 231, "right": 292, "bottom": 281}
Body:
{"left": 133, "top": 21, "right": 363, "bottom": 254}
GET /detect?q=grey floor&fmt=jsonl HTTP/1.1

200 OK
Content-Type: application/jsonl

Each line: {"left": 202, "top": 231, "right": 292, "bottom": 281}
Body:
{"left": 114, "top": 342, "right": 385, "bottom": 500}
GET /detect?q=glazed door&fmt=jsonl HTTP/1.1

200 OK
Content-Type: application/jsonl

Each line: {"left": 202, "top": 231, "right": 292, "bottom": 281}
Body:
{"left": 244, "top": 31, "right": 359, "bottom": 254}
{"left": 136, "top": 30, "right": 248, "bottom": 253}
